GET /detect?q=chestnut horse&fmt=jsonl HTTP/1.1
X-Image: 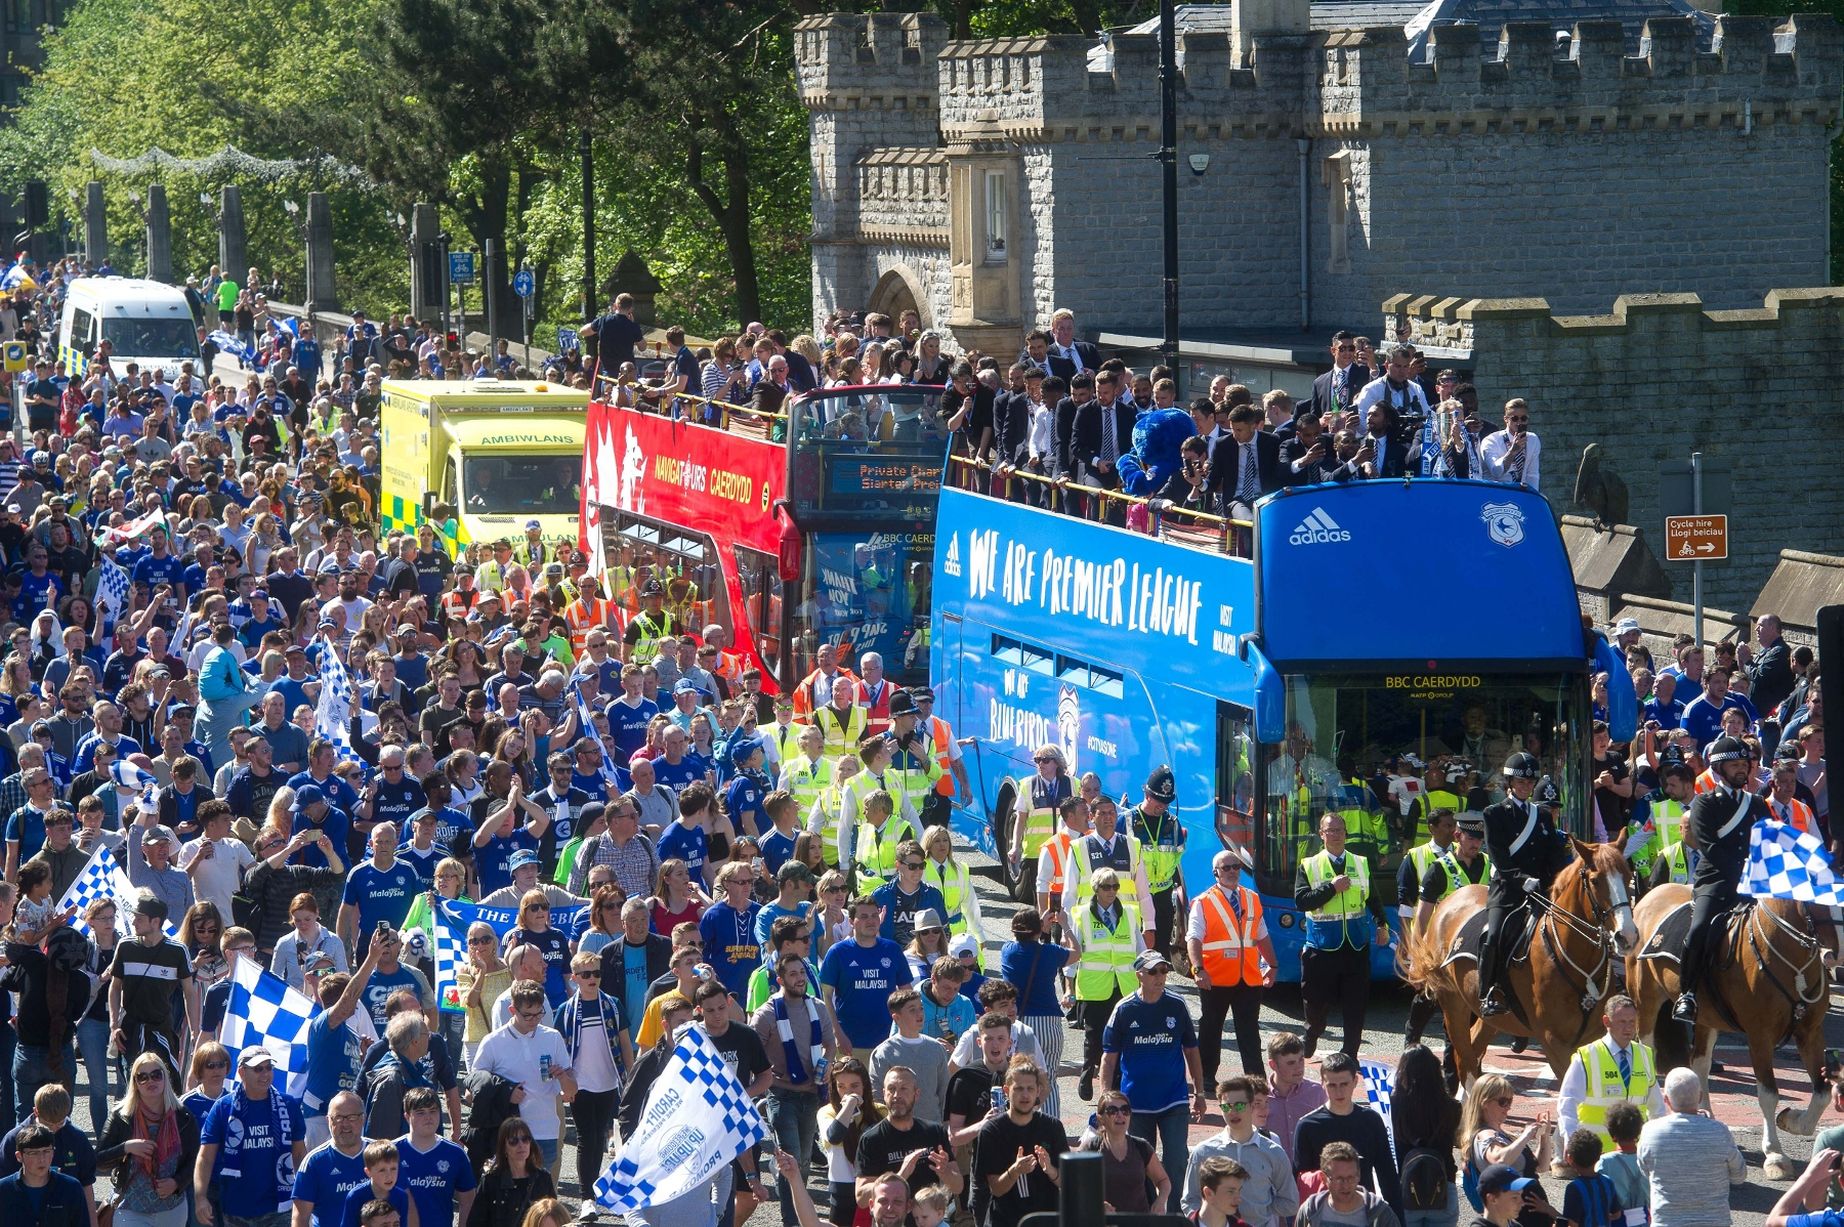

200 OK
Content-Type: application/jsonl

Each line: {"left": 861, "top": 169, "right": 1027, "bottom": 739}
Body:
{"left": 1403, "top": 838, "right": 1639, "bottom": 1083}
{"left": 1626, "top": 885, "right": 1833, "bottom": 1179}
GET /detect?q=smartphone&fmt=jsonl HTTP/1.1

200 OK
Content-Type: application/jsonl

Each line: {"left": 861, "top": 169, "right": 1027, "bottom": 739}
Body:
{"left": 375, "top": 920, "right": 391, "bottom": 938}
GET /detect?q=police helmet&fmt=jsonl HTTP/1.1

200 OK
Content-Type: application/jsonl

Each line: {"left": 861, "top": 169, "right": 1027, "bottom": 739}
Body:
{"left": 1501, "top": 752, "right": 1540, "bottom": 780}
{"left": 1706, "top": 734, "right": 1750, "bottom": 765}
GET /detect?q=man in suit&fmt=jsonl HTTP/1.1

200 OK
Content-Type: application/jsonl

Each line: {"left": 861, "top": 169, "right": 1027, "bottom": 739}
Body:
{"left": 1281, "top": 412, "right": 1361, "bottom": 486}
{"left": 1073, "top": 369, "right": 1136, "bottom": 519}
{"left": 750, "top": 354, "right": 791, "bottom": 416}
{"left": 1051, "top": 373, "right": 1089, "bottom": 481}
{"left": 1309, "top": 331, "right": 1370, "bottom": 425}
{"left": 1354, "top": 404, "right": 1408, "bottom": 480}
{"left": 1043, "top": 309, "right": 1101, "bottom": 382}
{"left": 1207, "top": 404, "right": 1286, "bottom": 518}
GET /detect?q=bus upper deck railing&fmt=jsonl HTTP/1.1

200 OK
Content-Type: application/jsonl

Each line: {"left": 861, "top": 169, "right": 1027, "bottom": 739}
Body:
{"left": 948, "top": 454, "right": 1253, "bottom": 558}
{"left": 594, "top": 373, "right": 788, "bottom": 442}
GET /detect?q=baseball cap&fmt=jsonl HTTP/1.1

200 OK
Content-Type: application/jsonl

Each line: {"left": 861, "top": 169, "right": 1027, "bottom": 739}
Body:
{"left": 250, "top": 588, "right": 269, "bottom": 601}
{"left": 1476, "top": 1164, "right": 1535, "bottom": 1197}
{"left": 141, "top": 824, "right": 178, "bottom": 847}
{"left": 673, "top": 678, "right": 704, "bottom": 696}
{"left": 134, "top": 894, "right": 170, "bottom": 920}
{"left": 509, "top": 849, "right": 541, "bottom": 871}
{"left": 292, "top": 783, "right": 326, "bottom": 810}
{"left": 776, "top": 861, "right": 815, "bottom": 886}
{"left": 525, "top": 519, "right": 542, "bottom": 531}
{"left": 730, "top": 737, "right": 763, "bottom": 766}
{"left": 237, "top": 1047, "right": 277, "bottom": 1069}
{"left": 948, "top": 933, "right": 980, "bottom": 960}
{"left": 1132, "top": 949, "right": 1173, "bottom": 973}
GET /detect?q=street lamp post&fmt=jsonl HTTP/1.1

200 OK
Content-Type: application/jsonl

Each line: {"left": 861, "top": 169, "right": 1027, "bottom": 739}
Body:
{"left": 1158, "top": 0, "right": 1180, "bottom": 388}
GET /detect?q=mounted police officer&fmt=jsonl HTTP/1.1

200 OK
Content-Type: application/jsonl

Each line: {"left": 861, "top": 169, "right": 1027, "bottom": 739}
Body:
{"left": 1479, "top": 751, "right": 1572, "bottom": 1017}
{"left": 1672, "top": 734, "right": 1771, "bottom": 1024}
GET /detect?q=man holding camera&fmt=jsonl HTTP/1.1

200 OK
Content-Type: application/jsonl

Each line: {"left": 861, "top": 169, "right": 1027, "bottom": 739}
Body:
{"left": 1482, "top": 398, "right": 1542, "bottom": 491}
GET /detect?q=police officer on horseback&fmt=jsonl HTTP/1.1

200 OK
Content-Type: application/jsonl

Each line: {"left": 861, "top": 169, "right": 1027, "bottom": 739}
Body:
{"left": 1480, "top": 751, "right": 1572, "bottom": 1017}
{"left": 1672, "top": 733, "right": 1771, "bottom": 1024}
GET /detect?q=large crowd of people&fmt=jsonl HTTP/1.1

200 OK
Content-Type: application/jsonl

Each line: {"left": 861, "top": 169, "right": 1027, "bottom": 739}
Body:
{"left": 0, "top": 255, "right": 1830, "bottom": 1227}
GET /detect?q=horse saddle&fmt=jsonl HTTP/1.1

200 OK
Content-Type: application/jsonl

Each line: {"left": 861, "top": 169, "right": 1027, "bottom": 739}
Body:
{"left": 1635, "top": 898, "right": 1753, "bottom": 965}
{"left": 1444, "top": 902, "right": 1536, "bottom": 969}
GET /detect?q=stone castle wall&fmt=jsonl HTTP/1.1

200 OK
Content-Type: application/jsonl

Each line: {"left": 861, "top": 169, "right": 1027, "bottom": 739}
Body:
{"left": 796, "top": 10, "right": 1843, "bottom": 340}
{"left": 1387, "top": 288, "right": 1844, "bottom": 612}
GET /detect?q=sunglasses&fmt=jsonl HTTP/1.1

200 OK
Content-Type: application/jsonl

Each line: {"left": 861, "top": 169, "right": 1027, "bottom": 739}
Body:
{"left": 1494, "top": 1096, "right": 1514, "bottom": 1107}
{"left": 901, "top": 861, "right": 926, "bottom": 870}
{"left": 1100, "top": 1106, "right": 1130, "bottom": 1116}
{"left": 205, "top": 1060, "right": 230, "bottom": 1070}
{"left": 135, "top": 1070, "right": 166, "bottom": 1084}
{"left": 575, "top": 971, "right": 601, "bottom": 979}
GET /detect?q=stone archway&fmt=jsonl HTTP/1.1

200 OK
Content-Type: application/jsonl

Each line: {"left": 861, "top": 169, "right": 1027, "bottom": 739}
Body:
{"left": 868, "top": 267, "right": 929, "bottom": 330}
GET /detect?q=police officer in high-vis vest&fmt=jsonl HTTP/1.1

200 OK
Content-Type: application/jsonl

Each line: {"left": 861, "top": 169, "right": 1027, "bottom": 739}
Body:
{"left": 1412, "top": 761, "right": 1468, "bottom": 850}
{"left": 1186, "top": 848, "right": 1275, "bottom": 1084}
{"left": 1557, "top": 993, "right": 1665, "bottom": 1147}
{"left": 1626, "top": 762, "right": 1695, "bottom": 889}
{"left": 1479, "top": 752, "right": 1572, "bottom": 1017}
{"left": 1674, "top": 734, "right": 1770, "bottom": 1024}
{"left": 1398, "top": 807, "right": 1459, "bottom": 1048}
{"left": 1013, "top": 746, "right": 1073, "bottom": 896}
{"left": 1293, "top": 811, "right": 1389, "bottom": 1058}
{"left": 1125, "top": 766, "right": 1186, "bottom": 960}
{"left": 885, "top": 690, "right": 943, "bottom": 822}
{"left": 1415, "top": 811, "right": 1492, "bottom": 932}
{"left": 1647, "top": 809, "right": 1698, "bottom": 891}
{"left": 1063, "top": 793, "right": 1155, "bottom": 934}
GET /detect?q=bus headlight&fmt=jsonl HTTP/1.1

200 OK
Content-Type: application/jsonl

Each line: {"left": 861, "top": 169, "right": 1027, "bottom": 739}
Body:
{"left": 1276, "top": 911, "right": 1296, "bottom": 929}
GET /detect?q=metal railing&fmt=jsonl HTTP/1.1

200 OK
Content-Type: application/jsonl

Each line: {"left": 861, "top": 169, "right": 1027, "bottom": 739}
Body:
{"left": 948, "top": 453, "right": 1251, "bottom": 556}
{"left": 591, "top": 373, "right": 788, "bottom": 441}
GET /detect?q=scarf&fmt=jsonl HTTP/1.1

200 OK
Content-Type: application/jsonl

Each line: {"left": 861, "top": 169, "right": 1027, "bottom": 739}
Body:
{"left": 135, "top": 1103, "right": 181, "bottom": 1182}
{"left": 217, "top": 1084, "right": 295, "bottom": 1195}
{"left": 773, "top": 993, "right": 824, "bottom": 1086}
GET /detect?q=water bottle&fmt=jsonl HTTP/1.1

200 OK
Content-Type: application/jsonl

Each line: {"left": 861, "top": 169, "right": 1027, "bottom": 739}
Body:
{"left": 815, "top": 1054, "right": 829, "bottom": 1086}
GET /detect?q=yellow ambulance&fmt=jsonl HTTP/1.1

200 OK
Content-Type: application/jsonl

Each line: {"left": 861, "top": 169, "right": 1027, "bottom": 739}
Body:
{"left": 377, "top": 379, "right": 589, "bottom": 556}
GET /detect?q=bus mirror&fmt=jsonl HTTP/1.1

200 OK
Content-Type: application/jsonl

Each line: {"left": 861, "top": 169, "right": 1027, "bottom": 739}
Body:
{"left": 773, "top": 499, "right": 802, "bottom": 583}
{"left": 421, "top": 492, "right": 436, "bottom": 519}
{"left": 1246, "top": 642, "right": 1286, "bottom": 743}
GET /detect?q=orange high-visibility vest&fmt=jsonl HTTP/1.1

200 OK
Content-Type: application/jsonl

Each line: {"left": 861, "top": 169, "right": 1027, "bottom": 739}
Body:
{"left": 1197, "top": 882, "right": 1265, "bottom": 986}
{"left": 564, "top": 595, "right": 615, "bottom": 655}
{"left": 1040, "top": 828, "right": 1078, "bottom": 904}
{"left": 927, "top": 716, "right": 956, "bottom": 797}
{"left": 1766, "top": 796, "right": 1815, "bottom": 835}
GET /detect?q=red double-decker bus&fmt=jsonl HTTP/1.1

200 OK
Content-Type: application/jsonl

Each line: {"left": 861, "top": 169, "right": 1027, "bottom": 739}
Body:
{"left": 580, "top": 386, "right": 945, "bottom": 696}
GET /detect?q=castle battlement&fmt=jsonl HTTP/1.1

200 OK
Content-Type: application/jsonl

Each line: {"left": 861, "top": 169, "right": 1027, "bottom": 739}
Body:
{"left": 1322, "top": 13, "right": 1842, "bottom": 133}
{"left": 795, "top": 12, "right": 947, "bottom": 111}
{"left": 936, "top": 31, "right": 1310, "bottom": 139}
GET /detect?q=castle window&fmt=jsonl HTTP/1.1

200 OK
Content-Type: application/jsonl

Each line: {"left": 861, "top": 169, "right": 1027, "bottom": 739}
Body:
{"left": 1323, "top": 152, "right": 1352, "bottom": 274}
{"left": 984, "top": 170, "right": 1007, "bottom": 261}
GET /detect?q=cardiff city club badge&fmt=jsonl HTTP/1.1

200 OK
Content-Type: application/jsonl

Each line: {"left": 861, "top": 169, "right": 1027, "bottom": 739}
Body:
{"left": 1481, "top": 502, "right": 1525, "bottom": 548}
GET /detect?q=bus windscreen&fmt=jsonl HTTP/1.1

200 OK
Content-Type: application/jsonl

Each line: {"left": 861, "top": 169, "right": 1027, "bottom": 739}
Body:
{"left": 787, "top": 387, "right": 947, "bottom": 518}
{"left": 463, "top": 455, "right": 582, "bottom": 516}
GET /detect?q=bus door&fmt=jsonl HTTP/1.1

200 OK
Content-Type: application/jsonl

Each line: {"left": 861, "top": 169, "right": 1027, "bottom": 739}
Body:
{"left": 940, "top": 611, "right": 997, "bottom": 858}
{"left": 1215, "top": 703, "right": 1257, "bottom": 876}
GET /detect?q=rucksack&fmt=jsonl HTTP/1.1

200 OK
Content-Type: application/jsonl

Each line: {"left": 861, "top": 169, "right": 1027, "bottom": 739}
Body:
{"left": 1400, "top": 1146, "right": 1452, "bottom": 1212}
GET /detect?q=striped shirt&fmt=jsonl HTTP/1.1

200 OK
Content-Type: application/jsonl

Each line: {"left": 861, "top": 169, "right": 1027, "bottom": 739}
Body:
{"left": 1634, "top": 1110, "right": 1745, "bottom": 1227}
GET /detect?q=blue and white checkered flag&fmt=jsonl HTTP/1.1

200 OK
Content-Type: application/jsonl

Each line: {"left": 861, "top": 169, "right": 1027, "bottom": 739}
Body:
{"left": 1744, "top": 818, "right": 1844, "bottom": 905}
{"left": 97, "top": 557, "right": 130, "bottom": 622}
{"left": 58, "top": 845, "right": 133, "bottom": 937}
{"left": 110, "top": 758, "right": 160, "bottom": 812}
{"left": 430, "top": 897, "right": 474, "bottom": 1016}
{"left": 594, "top": 1023, "right": 768, "bottom": 1212}
{"left": 1359, "top": 1058, "right": 1396, "bottom": 1161}
{"left": 314, "top": 636, "right": 358, "bottom": 762}
{"left": 221, "top": 956, "right": 319, "bottom": 1100}
{"left": 570, "top": 681, "right": 620, "bottom": 783}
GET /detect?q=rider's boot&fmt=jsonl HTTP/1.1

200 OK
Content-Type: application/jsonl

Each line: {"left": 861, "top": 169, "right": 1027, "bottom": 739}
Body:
{"left": 1478, "top": 937, "right": 1509, "bottom": 1016}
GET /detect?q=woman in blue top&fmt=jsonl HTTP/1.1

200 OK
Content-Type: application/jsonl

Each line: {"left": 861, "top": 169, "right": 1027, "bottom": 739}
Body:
{"left": 505, "top": 892, "right": 572, "bottom": 1008}
{"left": 1000, "top": 907, "right": 1070, "bottom": 1121}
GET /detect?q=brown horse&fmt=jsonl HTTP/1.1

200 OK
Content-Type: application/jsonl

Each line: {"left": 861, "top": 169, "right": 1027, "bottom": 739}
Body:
{"left": 1403, "top": 838, "right": 1639, "bottom": 1083}
{"left": 1626, "top": 885, "right": 1833, "bottom": 1179}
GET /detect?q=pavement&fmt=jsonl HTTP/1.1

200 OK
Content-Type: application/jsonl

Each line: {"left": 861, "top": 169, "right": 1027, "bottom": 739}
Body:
{"left": 53, "top": 845, "right": 1844, "bottom": 1226}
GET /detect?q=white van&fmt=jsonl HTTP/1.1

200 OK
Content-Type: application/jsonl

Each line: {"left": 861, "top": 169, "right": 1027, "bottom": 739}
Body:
{"left": 57, "top": 277, "right": 202, "bottom": 383}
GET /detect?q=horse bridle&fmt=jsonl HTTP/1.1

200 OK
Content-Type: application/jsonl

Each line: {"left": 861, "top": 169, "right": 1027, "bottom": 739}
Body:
{"left": 1528, "top": 859, "right": 1623, "bottom": 1040}
{"left": 1746, "top": 903, "right": 1828, "bottom": 1025}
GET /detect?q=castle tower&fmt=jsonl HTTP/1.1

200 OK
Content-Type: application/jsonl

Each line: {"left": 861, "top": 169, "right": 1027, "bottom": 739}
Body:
{"left": 795, "top": 13, "right": 946, "bottom": 332}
